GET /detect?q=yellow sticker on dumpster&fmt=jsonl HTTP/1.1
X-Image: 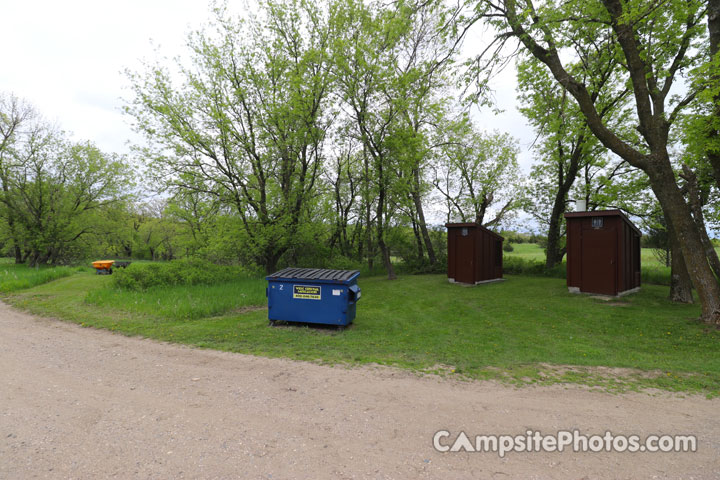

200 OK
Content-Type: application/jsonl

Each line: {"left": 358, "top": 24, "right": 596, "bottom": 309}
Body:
{"left": 293, "top": 285, "right": 321, "bottom": 300}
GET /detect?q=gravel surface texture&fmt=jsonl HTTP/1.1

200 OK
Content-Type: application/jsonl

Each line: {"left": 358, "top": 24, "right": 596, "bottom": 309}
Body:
{"left": 1, "top": 301, "right": 718, "bottom": 479}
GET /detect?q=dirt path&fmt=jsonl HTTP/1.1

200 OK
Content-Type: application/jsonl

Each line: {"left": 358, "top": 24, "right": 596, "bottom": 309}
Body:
{"left": 1, "top": 301, "right": 719, "bottom": 479}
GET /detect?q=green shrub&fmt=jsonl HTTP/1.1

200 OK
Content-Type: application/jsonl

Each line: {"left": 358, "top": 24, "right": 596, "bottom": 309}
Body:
{"left": 503, "top": 242, "right": 514, "bottom": 252}
{"left": 112, "top": 259, "right": 250, "bottom": 291}
{"left": 322, "top": 255, "right": 366, "bottom": 271}
{"left": 396, "top": 256, "right": 447, "bottom": 275}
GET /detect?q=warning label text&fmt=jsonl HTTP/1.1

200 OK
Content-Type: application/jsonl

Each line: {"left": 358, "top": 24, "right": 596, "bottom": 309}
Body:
{"left": 293, "top": 285, "right": 321, "bottom": 300}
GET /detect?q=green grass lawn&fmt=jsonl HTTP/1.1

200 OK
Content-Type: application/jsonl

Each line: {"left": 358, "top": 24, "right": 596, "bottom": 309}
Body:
{"left": 4, "top": 269, "right": 719, "bottom": 396}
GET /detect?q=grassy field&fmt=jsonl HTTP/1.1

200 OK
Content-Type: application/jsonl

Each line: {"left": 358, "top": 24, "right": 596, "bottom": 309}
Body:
{"left": 4, "top": 267, "right": 720, "bottom": 396}
{"left": 505, "top": 243, "right": 547, "bottom": 260}
{"left": 504, "top": 242, "right": 704, "bottom": 267}
{"left": 0, "top": 258, "right": 84, "bottom": 292}
{"left": 502, "top": 243, "right": 719, "bottom": 285}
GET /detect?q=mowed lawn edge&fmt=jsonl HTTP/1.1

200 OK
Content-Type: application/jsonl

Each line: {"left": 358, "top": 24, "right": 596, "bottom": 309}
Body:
{"left": 3, "top": 271, "right": 720, "bottom": 397}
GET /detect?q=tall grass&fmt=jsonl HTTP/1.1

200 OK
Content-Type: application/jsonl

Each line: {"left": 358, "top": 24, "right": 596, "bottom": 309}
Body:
{"left": 85, "top": 278, "right": 267, "bottom": 320}
{"left": 82, "top": 258, "right": 267, "bottom": 319}
{"left": 642, "top": 266, "right": 671, "bottom": 286}
{"left": 0, "top": 259, "right": 81, "bottom": 292}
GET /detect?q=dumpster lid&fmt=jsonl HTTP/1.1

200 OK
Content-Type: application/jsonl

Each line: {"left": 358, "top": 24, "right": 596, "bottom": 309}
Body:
{"left": 268, "top": 267, "right": 359, "bottom": 282}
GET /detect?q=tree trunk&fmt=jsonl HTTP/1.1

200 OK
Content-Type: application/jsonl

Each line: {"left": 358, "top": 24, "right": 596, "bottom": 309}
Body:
{"left": 708, "top": 0, "right": 720, "bottom": 189}
{"left": 411, "top": 168, "right": 437, "bottom": 265}
{"left": 28, "top": 251, "right": 39, "bottom": 268}
{"left": 546, "top": 134, "right": 584, "bottom": 269}
{"left": 545, "top": 218, "right": 564, "bottom": 269}
{"left": 648, "top": 164, "right": 720, "bottom": 321}
{"left": 377, "top": 209, "right": 396, "bottom": 279}
{"left": 376, "top": 175, "right": 396, "bottom": 280}
{"left": 3, "top": 209, "right": 24, "bottom": 264}
{"left": 545, "top": 180, "right": 572, "bottom": 269}
{"left": 669, "top": 243, "right": 693, "bottom": 303}
{"left": 666, "top": 218, "right": 694, "bottom": 303}
{"left": 411, "top": 218, "right": 424, "bottom": 260}
{"left": 364, "top": 207, "right": 374, "bottom": 271}
{"left": 362, "top": 152, "right": 374, "bottom": 271}
{"left": 340, "top": 216, "right": 350, "bottom": 257}
{"left": 709, "top": 154, "right": 720, "bottom": 192}
{"left": 355, "top": 223, "right": 365, "bottom": 262}
{"left": 265, "top": 252, "right": 280, "bottom": 276}
{"left": 50, "top": 248, "right": 60, "bottom": 266}
{"left": 378, "top": 235, "right": 396, "bottom": 280}
{"left": 711, "top": 0, "right": 720, "bottom": 63}
{"left": 682, "top": 165, "right": 720, "bottom": 279}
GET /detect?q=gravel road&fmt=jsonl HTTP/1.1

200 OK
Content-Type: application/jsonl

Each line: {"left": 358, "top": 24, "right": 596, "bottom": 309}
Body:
{"left": 1, "top": 301, "right": 719, "bottom": 479}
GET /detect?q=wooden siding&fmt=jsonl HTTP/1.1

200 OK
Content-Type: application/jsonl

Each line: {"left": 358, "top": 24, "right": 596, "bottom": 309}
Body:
{"left": 446, "top": 223, "right": 503, "bottom": 284}
{"left": 564, "top": 210, "right": 641, "bottom": 295}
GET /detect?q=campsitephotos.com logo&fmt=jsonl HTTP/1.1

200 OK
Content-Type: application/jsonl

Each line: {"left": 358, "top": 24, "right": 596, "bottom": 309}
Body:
{"left": 433, "top": 430, "right": 697, "bottom": 457}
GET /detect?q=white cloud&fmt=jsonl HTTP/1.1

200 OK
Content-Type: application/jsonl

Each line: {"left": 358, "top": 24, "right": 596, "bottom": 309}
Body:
{"left": 1, "top": 1, "right": 539, "bottom": 234}
{"left": 1, "top": 1, "right": 537, "bottom": 160}
{"left": 0, "top": 0, "right": 212, "bottom": 154}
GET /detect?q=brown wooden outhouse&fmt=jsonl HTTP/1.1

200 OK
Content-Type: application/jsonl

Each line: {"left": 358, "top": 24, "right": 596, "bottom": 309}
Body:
{"left": 564, "top": 210, "right": 641, "bottom": 296}
{"left": 446, "top": 223, "right": 504, "bottom": 284}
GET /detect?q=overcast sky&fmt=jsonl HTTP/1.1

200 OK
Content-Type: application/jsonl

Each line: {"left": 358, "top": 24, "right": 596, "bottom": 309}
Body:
{"left": 0, "top": 0, "right": 534, "bottom": 164}
{"left": 0, "top": 1, "right": 208, "bottom": 153}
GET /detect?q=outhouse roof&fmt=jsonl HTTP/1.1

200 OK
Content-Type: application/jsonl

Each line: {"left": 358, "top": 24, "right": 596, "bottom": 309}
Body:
{"left": 564, "top": 209, "right": 642, "bottom": 236}
{"left": 445, "top": 223, "right": 504, "bottom": 240}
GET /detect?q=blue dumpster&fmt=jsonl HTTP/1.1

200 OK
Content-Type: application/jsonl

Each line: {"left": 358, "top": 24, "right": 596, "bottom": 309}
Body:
{"left": 266, "top": 268, "right": 361, "bottom": 327}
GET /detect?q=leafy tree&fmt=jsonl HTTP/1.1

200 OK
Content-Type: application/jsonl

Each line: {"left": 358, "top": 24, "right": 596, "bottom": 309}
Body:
{"left": 323, "top": 135, "right": 364, "bottom": 258}
{"left": 19, "top": 141, "right": 132, "bottom": 265}
{"left": 166, "top": 189, "right": 221, "bottom": 257}
{"left": 329, "top": 0, "right": 418, "bottom": 279}
{"left": 517, "top": 50, "right": 634, "bottom": 269}
{"left": 387, "top": 0, "right": 458, "bottom": 266}
{"left": 470, "top": 0, "right": 720, "bottom": 323}
{"left": 689, "top": 0, "right": 720, "bottom": 190}
{"left": 0, "top": 101, "right": 133, "bottom": 266}
{"left": 432, "top": 116, "right": 522, "bottom": 227}
{"left": 126, "top": 0, "right": 332, "bottom": 273}
{"left": 0, "top": 93, "right": 38, "bottom": 263}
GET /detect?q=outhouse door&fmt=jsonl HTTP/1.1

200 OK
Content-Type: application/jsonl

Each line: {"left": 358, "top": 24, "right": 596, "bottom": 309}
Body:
{"left": 454, "top": 229, "right": 474, "bottom": 283}
{"left": 580, "top": 228, "right": 617, "bottom": 295}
